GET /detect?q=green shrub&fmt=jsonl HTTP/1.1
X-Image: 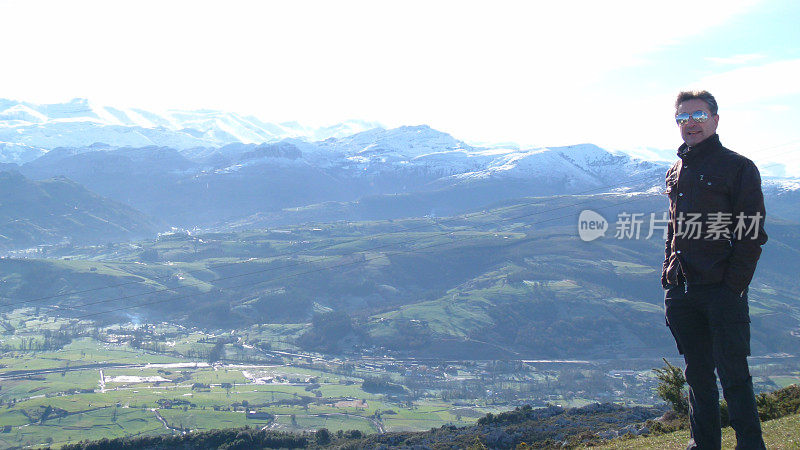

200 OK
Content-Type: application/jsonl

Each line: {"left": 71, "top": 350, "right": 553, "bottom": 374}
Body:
{"left": 654, "top": 358, "right": 688, "bottom": 415}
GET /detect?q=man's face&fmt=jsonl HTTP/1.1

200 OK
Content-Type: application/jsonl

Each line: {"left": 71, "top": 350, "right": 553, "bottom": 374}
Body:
{"left": 676, "top": 98, "right": 719, "bottom": 147}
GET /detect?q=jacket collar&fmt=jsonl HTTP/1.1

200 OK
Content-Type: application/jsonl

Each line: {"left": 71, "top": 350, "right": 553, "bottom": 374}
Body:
{"left": 677, "top": 133, "right": 721, "bottom": 161}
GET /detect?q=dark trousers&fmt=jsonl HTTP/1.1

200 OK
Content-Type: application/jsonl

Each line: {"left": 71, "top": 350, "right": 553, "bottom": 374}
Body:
{"left": 665, "top": 282, "right": 765, "bottom": 450}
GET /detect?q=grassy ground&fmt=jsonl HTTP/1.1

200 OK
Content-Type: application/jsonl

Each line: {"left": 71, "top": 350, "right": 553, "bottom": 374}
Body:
{"left": 593, "top": 413, "right": 800, "bottom": 449}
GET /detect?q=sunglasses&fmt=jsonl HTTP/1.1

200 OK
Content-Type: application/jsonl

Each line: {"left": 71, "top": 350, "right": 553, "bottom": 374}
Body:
{"left": 675, "top": 110, "right": 709, "bottom": 125}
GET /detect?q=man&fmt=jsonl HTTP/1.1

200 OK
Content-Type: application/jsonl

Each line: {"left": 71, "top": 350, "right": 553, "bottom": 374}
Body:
{"left": 662, "top": 90, "right": 767, "bottom": 449}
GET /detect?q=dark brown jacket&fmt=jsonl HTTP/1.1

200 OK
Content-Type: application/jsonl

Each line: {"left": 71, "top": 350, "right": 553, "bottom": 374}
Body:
{"left": 661, "top": 134, "right": 767, "bottom": 294}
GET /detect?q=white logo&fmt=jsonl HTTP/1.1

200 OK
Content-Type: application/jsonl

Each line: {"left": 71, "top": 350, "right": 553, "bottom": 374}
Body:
{"left": 578, "top": 209, "right": 608, "bottom": 242}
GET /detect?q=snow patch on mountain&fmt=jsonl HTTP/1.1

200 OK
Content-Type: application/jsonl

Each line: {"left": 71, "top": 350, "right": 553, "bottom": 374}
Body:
{"left": 614, "top": 146, "right": 676, "bottom": 163}
{"left": 440, "top": 144, "right": 662, "bottom": 192}
{"left": 0, "top": 98, "right": 382, "bottom": 153}
{"left": 0, "top": 142, "right": 47, "bottom": 164}
{"left": 763, "top": 177, "right": 800, "bottom": 192}
{"left": 321, "top": 125, "right": 470, "bottom": 157}
{"left": 0, "top": 103, "right": 50, "bottom": 123}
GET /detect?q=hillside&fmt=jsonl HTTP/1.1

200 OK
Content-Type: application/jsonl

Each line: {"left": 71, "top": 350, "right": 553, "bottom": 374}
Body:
{"left": 0, "top": 170, "right": 158, "bottom": 250}
{"left": 595, "top": 413, "right": 800, "bottom": 449}
{"left": 54, "top": 385, "right": 800, "bottom": 449}
{"left": 57, "top": 403, "right": 666, "bottom": 449}
{"left": 2, "top": 194, "right": 798, "bottom": 359}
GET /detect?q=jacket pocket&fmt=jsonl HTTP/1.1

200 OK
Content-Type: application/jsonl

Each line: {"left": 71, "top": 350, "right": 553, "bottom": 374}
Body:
{"left": 696, "top": 174, "right": 730, "bottom": 214}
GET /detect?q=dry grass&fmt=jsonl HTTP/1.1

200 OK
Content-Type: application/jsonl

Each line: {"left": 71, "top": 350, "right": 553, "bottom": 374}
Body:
{"left": 591, "top": 413, "right": 800, "bottom": 449}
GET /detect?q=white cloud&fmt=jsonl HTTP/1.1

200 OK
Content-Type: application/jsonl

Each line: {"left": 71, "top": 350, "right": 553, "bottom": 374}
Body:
{"left": 693, "top": 59, "right": 800, "bottom": 104}
{"left": 705, "top": 53, "right": 766, "bottom": 65}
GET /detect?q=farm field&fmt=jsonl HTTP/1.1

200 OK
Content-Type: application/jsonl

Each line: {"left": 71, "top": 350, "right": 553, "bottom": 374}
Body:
{"left": 0, "top": 313, "right": 511, "bottom": 448}
{"left": 1, "top": 310, "right": 797, "bottom": 448}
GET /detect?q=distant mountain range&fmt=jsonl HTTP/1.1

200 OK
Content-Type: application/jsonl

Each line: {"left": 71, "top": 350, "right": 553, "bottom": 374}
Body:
{"left": 1, "top": 98, "right": 798, "bottom": 250}
{"left": 10, "top": 129, "right": 666, "bottom": 230}
{"left": 0, "top": 98, "right": 380, "bottom": 162}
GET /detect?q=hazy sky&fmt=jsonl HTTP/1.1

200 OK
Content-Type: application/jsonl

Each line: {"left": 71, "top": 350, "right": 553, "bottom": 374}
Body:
{"left": 1, "top": 0, "right": 799, "bottom": 174}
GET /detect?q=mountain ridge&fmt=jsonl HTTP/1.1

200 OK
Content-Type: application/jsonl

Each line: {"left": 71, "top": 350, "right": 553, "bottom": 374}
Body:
{"left": 3, "top": 97, "right": 798, "bottom": 180}
{"left": 0, "top": 98, "right": 382, "bottom": 159}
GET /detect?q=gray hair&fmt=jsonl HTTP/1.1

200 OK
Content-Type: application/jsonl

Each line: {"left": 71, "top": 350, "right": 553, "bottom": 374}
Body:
{"left": 675, "top": 90, "right": 718, "bottom": 115}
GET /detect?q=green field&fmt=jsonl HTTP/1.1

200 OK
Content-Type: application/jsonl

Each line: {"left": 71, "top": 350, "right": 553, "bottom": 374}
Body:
{"left": 0, "top": 316, "right": 512, "bottom": 448}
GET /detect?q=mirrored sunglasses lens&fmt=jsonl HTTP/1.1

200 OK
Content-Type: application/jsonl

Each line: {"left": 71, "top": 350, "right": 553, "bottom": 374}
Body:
{"left": 675, "top": 113, "right": 690, "bottom": 125}
{"left": 691, "top": 111, "right": 708, "bottom": 123}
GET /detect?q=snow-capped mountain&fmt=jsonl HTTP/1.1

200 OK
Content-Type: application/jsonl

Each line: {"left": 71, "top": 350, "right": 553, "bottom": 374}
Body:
{"left": 445, "top": 144, "right": 660, "bottom": 189}
{"left": 0, "top": 98, "right": 381, "bottom": 160}
{"left": 11, "top": 119, "right": 669, "bottom": 228}
{"left": 0, "top": 98, "right": 671, "bottom": 188}
{"left": 5, "top": 98, "right": 798, "bottom": 231}
{"left": 182, "top": 124, "right": 663, "bottom": 190}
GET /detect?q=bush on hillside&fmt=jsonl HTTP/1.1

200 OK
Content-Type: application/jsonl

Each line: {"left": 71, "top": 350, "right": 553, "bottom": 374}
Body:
{"left": 654, "top": 358, "right": 688, "bottom": 415}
